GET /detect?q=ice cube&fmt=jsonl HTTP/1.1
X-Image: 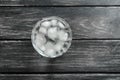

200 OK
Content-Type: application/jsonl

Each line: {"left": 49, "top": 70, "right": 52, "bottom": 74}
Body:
{"left": 40, "top": 46, "right": 46, "bottom": 51}
{"left": 45, "top": 42, "right": 54, "bottom": 49}
{"left": 45, "top": 48, "right": 56, "bottom": 57}
{"left": 55, "top": 41, "right": 64, "bottom": 51}
{"left": 47, "top": 27, "right": 58, "bottom": 40}
{"left": 51, "top": 19, "right": 58, "bottom": 26}
{"left": 58, "top": 22, "right": 65, "bottom": 28}
{"left": 36, "top": 34, "right": 46, "bottom": 47}
{"left": 41, "top": 21, "right": 51, "bottom": 28}
{"left": 39, "top": 27, "right": 47, "bottom": 34}
{"left": 58, "top": 31, "right": 68, "bottom": 41}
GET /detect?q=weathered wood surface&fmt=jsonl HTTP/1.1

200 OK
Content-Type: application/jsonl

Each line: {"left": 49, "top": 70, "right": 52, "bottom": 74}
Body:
{"left": 1, "top": 74, "right": 120, "bottom": 80}
{"left": 1, "top": 0, "right": 120, "bottom": 6}
{"left": 1, "top": 7, "right": 120, "bottom": 39}
{"left": 1, "top": 40, "right": 120, "bottom": 72}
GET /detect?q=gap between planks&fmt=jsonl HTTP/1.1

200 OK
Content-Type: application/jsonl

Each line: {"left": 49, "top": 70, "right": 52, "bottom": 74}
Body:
{"left": 0, "top": 74, "right": 120, "bottom": 80}
{"left": 1, "top": 5, "right": 120, "bottom": 7}
{"left": 1, "top": 72, "right": 120, "bottom": 74}
{"left": 1, "top": 38, "right": 120, "bottom": 41}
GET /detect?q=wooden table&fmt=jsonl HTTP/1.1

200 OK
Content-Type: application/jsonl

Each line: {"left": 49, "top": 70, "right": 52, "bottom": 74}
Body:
{"left": 1, "top": 0, "right": 120, "bottom": 79}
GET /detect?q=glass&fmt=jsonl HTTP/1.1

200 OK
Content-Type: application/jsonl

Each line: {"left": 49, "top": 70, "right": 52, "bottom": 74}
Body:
{"left": 31, "top": 16, "right": 72, "bottom": 58}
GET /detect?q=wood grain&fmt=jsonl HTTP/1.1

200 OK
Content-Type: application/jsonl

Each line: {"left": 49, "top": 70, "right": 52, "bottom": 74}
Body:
{"left": 1, "top": 0, "right": 120, "bottom": 6}
{"left": 0, "top": 74, "right": 120, "bottom": 80}
{"left": 1, "top": 40, "right": 120, "bottom": 72}
{"left": 1, "top": 7, "right": 120, "bottom": 39}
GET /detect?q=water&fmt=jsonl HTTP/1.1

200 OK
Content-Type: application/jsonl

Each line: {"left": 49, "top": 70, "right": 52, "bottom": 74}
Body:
{"left": 31, "top": 16, "right": 72, "bottom": 58}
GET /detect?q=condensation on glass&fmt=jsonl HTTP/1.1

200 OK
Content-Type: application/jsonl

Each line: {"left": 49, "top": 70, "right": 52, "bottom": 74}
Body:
{"left": 31, "top": 16, "right": 72, "bottom": 58}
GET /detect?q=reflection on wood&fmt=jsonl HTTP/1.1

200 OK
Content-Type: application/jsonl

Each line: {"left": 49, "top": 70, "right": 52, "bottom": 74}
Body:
{"left": 1, "top": 0, "right": 120, "bottom": 6}
{"left": 1, "top": 40, "right": 120, "bottom": 72}
{"left": 1, "top": 7, "right": 120, "bottom": 39}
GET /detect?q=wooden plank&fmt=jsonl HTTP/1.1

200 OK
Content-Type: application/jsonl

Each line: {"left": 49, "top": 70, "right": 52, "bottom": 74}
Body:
{"left": 1, "top": 40, "right": 120, "bottom": 72}
{"left": 1, "top": 7, "right": 120, "bottom": 39}
{"left": 1, "top": 0, "right": 120, "bottom": 6}
{"left": 0, "top": 74, "right": 120, "bottom": 80}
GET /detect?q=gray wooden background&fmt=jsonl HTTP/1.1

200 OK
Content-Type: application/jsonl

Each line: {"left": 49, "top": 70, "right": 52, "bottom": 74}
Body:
{"left": 1, "top": 0, "right": 120, "bottom": 80}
